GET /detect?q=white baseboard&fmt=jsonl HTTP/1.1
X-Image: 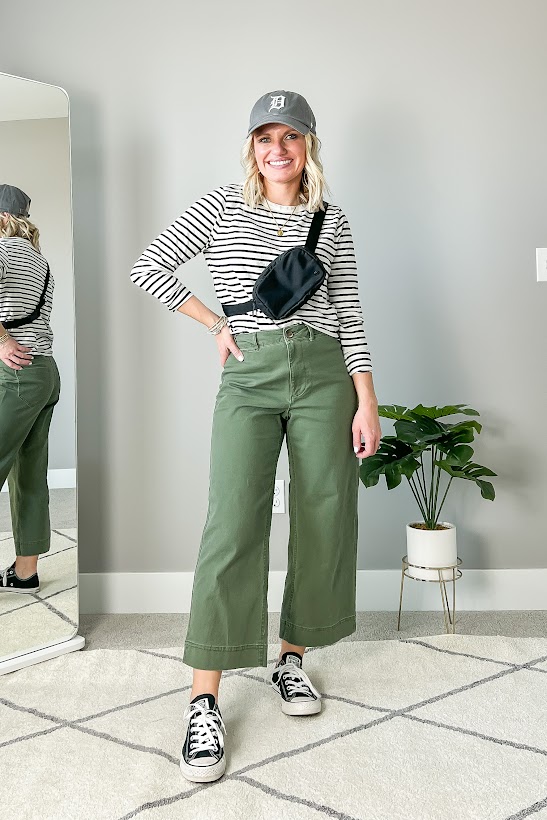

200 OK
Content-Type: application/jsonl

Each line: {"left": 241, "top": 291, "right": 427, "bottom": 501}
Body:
{"left": 47, "top": 468, "right": 76, "bottom": 489}
{"left": 1, "top": 468, "right": 76, "bottom": 493}
{"left": 78, "top": 568, "right": 547, "bottom": 615}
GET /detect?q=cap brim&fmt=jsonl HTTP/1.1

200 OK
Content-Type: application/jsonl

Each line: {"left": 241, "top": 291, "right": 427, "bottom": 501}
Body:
{"left": 0, "top": 208, "right": 29, "bottom": 218}
{"left": 248, "top": 115, "right": 311, "bottom": 137}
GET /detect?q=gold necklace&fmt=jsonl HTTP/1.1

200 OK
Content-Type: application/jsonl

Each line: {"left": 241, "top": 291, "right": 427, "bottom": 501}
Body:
{"left": 264, "top": 198, "right": 299, "bottom": 236}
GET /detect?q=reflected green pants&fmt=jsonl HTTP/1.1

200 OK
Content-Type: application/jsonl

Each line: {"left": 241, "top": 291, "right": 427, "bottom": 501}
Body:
{"left": 0, "top": 355, "right": 60, "bottom": 556}
{"left": 182, "top": 323, "right": 360, "bottom": 671}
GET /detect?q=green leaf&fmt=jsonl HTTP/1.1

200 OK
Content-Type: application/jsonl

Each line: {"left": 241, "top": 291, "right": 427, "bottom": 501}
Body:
{"left": 399, "top": 454, "right": 422, "bottom": 479}
{"left": 360, "top": 471, "right": 381, "bottom": 488}
{"left": 477, "top": 479, "right": 496, "bottom": 500}
{"left": 435, "top": 460, "right": 496, "bottom": 500}
{"left": 385, "top": 463, "right": 403, "bottom": 490}
{"left": 359, "top": 451, "right": 390, "bottom": 485}
{"left": 359, "top": 455, "right": 387, "bottom": 484}
{"left": 443, "top": 444, "right": 474, "bottom": 466}
{"left": 435, "top": 460, "right": 465, "bottom": 478}
{"left": 410, "top": 404, "right": 480, "bottom": 419}
{"left": 395, "top": 416, "right": 446, "bottom": 445}
{"left": 377, "top": 404, "right": 414, "bottom": 420}
{"left": 446, "top": 419, "right": 483, "bottom": 435}
{"left": 359, "top": 437, "right": 422, "bottom": 491}
{"left": 393, "top": 420, "right": 420, "bottom": 443}
{"left": 449, "top": 428, "right": 476, "bottom": 444}
{"left": 466, "top": 464, "right": 497, "bottom": 478}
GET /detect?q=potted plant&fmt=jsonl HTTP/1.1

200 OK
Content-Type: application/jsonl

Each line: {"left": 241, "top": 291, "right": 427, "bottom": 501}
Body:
{"left": 359, "top": 404, "right": 496, "bottom": 580}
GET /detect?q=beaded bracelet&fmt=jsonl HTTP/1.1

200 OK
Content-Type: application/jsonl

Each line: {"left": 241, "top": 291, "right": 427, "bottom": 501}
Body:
{"left": 208, "top": 316, "right": 228, "bottom": 336}
{"left": 0, "top": 332, "right": 10, "bottom": 346}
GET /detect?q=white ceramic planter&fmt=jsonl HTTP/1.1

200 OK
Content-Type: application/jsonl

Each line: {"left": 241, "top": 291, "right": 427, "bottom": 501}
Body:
{"left": 406, "top": 522, "right": 457, "bottom": 581}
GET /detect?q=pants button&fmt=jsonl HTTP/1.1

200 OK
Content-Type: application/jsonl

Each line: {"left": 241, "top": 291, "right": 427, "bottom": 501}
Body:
{"left": 286, "top": 330, "right": 293, "bottom": 338}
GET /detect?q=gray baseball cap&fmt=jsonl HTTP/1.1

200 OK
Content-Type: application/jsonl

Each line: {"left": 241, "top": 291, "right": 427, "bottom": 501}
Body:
{"left": 248, "top": 90, "right": 316, "bottom": 137}
{"left": 0, "top": 184, "right": 31, "bottom": 218}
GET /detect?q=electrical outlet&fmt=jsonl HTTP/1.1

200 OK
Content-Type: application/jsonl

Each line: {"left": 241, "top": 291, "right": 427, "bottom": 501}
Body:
{"left": 272, "top": 479, "right": 285, "bottom": 514}
{"left": 537, "top": 248, "right": 547, "bottom": 282}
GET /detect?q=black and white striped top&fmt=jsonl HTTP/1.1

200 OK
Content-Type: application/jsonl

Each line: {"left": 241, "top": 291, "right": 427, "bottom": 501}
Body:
{"left": 130, "top": 183, "right": 372, "bottom": 375}
{"left": 0, "top": 237, "right": 54, "bottom": 356}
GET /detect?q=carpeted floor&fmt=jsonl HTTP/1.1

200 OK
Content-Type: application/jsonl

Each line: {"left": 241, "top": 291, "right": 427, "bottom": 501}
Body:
{"left": 0, "top": 529, "right": 78, "bottom": 658}
{"left": 2, "top": 634, "right": 547, "bottom": 819}
{"left": 79, "top": 610, "right": 547, "bottom": 650}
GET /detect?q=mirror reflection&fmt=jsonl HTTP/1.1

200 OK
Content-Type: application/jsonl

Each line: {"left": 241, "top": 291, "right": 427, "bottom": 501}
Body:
{"left": 0, "top": 73, "right": 77, "bottom": 663}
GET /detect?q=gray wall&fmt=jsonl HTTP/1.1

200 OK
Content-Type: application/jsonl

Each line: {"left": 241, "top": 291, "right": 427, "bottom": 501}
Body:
{"left": 0, "top": 116, "right": 76, "bottom": 469}
{"left": 2, "top": 0, "right": 546, "bottom": 574}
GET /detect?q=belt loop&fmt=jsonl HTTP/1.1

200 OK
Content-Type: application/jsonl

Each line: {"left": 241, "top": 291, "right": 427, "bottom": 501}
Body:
{"left": 307, "top": 324, "right": 315, "bottom": 341}
{"left": 252, "top": 331, "right": 260, "bottom": 350}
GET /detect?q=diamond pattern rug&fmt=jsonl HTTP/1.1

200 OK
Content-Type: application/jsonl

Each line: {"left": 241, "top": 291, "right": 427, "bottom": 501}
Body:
{"left": 0, "top": 528, "right": 78, "bottom": 658}
{"left": 1, "top": 635, "right": 547, "bottom": 819}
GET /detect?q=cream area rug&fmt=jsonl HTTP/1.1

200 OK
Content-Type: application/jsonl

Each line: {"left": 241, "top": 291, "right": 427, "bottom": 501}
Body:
{"left": 0, "top": 528, "right": 78, "bottom": 658}
{"left": 2, "top": 635, "right": 547, "bottom": 820}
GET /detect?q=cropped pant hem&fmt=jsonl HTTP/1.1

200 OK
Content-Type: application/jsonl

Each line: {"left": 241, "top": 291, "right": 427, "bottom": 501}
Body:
{"left": 182, "top": 614, "right": 357, "bottom": 671}
{"left": 15, "top": 536, "right": 51, "bottom": 557}
{"left": 279, "top": 615, "right": 356, "bottom": 647}
{"left": 183, "top": 640, "right": 268, "bottom": 671}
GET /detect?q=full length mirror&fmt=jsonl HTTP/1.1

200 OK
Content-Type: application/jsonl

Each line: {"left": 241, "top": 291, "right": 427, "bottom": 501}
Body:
{"left": 0, "top": 73, "right": 78, "bottom": 665}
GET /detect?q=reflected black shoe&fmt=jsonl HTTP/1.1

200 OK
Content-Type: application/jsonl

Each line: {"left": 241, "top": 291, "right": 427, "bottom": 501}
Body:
{"left": 180, "top": 693, "right": 227, "bottom": 783}
{"left": 0, "top": 561, "right": 40, "bottom": 593}
{"left": 271, "top": 651, "right": 322, "bottom": 715}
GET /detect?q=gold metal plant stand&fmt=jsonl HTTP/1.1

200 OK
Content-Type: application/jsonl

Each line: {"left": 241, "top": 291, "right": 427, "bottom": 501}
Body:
{"left": 397, "top": 556, "right": 462, "bottom": 634}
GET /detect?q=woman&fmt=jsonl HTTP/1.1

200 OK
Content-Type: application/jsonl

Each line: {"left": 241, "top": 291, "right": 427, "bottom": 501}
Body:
{"left": 131, "top": 89, "right": 381, "bottom": 783}
{"left": 0, "top": 184, "right": 60, "bottom": 593}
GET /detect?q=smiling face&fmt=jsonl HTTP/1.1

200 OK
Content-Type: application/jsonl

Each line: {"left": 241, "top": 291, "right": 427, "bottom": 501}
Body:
{"left": 252, "top": 123, "right": 307, "bottom": 191}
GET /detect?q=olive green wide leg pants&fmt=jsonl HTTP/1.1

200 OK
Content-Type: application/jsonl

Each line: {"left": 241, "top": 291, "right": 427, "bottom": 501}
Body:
{"left": 183, "top": 323, "right": 360, "bottom": 671}
{"left": 0, "top": 355, "right": 60, "bottom": 556}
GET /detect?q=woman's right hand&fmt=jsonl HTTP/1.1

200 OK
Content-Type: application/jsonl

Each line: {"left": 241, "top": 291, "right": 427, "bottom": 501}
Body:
{"left": 215, "top": 325, "right": 244, "bottom": 367}
{"left": 0, "top": 335, "right": 33, "bottom": 370}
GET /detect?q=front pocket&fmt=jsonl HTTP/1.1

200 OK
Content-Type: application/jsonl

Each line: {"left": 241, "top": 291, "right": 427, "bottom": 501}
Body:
{"left": 0, "top": 361, "right": 19, "bottom": 388}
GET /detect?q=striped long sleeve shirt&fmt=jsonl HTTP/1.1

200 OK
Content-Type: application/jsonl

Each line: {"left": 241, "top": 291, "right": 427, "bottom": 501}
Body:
{"left": 0, "top": 237, "right": 54, "bottom": 356}
{"left": 130, "top": 183, "right": 372, "bottom": 375}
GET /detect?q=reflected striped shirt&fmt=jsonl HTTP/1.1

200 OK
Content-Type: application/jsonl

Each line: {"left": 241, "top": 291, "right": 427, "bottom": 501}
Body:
{"left": 130, "top": 183, "right": 372, "bottom": 375}
{"left": 0, "top": 237, "right": 54, "bottom": 356}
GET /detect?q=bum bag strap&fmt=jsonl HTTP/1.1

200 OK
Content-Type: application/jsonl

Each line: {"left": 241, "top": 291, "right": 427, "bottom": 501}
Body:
{"left": 304, "top": 201, "right": 328, "bottom": 254}
{"left": 3, "top": 263, "right": 50, "bottom": 330}
{"left": 223, "top": 299, "right": 254, "bottom": 316}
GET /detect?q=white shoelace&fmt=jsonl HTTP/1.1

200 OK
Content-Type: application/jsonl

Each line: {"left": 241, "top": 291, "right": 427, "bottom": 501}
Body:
{"left": 0, "top": 563, "right": 14, "bottom": 586}
{"left": 277, "top": 662, "right": 321, "bottom": 699}
{"left": 183, "top": 703, "right": 227, "bottom": 757}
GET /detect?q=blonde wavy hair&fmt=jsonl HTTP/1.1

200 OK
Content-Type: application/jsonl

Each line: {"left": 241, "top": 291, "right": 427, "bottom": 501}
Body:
{"left": 241, "top": 131, "right": 330, "bottom": 212}
{"left": 0, "top": 212, "right": 41, "bottom": 252}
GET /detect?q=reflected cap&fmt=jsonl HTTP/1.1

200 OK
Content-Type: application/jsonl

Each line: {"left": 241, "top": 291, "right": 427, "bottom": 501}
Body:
{"left": 248, "top": 90, "right": 316, "bottom": 137}
{"left": 0, "top": 184, "right": 31, "bottom": 218}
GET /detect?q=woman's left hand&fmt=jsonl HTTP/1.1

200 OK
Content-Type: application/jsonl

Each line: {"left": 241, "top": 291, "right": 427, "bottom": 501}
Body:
{"left": 352, "top": 400, "right": 382, "bottom": 459}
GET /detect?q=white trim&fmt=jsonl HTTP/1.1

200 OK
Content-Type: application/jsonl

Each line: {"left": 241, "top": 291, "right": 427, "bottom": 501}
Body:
{"left": 46, "top": 468, "right": 76, "bottom": 489}
{"left": 1, "top": 468, "right": 76, "bottom": 492}
{"left": 0, "top": 635, "right": 85, "bottom": 676}
{"left": 78, "top": 568, "right": 547, "bottom": 614}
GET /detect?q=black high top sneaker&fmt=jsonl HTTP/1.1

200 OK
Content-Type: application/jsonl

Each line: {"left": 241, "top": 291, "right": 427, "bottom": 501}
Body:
{"left": 0, "top": 561, "right": 40, "bottom": 594}
{"left": 270, "top": 651, "right": 322, "bottom": 715}
{"left": 180, "top": 693, "right": 227, "bottom": 783}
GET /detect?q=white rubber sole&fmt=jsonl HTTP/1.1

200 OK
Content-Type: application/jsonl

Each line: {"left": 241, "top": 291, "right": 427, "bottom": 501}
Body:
{"left": 179, "top": 754, "right": 226, "bottom": 783}
{"left": 281, "top": 697, "right": 322, "bottom": 716}
{"left": 0, "top": 586, "right": 39, "bottom": 594}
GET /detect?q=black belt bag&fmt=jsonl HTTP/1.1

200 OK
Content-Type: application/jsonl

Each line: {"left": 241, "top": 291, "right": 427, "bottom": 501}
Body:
{"left": 2, "top": 263, "right": 50, "bottom": 330}
{"left": 221, "top": 202, "right": 328, "bottom": 322}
